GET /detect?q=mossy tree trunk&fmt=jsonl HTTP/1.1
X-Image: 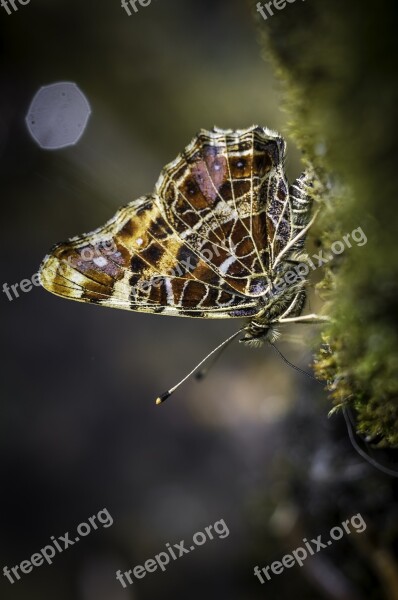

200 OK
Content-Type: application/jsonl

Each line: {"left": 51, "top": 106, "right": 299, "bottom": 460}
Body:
{"left": 250, "top": 0, "right": 398, "bottom": 446}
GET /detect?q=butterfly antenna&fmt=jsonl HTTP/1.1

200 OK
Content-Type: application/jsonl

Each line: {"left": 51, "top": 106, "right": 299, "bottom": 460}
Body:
{"left": 155, "top": 329, "right": 243, "bottom": 405}
{"left": 268, "top": 342, "right": 319, "bottom": 383}
{"left": 270, "top": 342, "right": 398, "bottom": 477}
{"left": 195, "top": 333, "right": 237, "bottom": 381}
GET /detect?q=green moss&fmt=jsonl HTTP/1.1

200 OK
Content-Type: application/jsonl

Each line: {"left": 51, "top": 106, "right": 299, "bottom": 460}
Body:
{"left": 250, "top": 0, "right": 398, "bottom": 445}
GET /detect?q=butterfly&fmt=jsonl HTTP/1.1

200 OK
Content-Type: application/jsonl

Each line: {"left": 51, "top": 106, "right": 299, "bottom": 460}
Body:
{"left": 39, "top": 126, "right": 327, "bottom": 403}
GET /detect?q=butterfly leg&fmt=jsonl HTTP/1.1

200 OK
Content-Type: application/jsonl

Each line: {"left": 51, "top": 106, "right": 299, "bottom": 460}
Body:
{"left": 278, "top": 314, "right": 330, "bottom": 325}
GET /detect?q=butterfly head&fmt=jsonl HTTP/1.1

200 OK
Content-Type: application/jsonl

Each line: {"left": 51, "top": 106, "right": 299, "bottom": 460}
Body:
{"left": 240, "top": 319, "right": 281, "bottom": 348}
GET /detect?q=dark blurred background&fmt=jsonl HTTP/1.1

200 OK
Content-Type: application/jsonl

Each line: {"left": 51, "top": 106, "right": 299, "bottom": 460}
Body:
{"left": 1, "top": 1, "right": 397, "bottom": 599}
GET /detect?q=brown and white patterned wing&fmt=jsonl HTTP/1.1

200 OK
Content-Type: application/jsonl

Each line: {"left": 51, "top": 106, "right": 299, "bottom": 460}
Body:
{"left": 155, "top": 126, "right": 286, "bottom": 298}
{"left": 40, "top": 126, "right": 311, "bottom": 319}
{"left": 39, "top": 194, "right": 258, "bottom": 319}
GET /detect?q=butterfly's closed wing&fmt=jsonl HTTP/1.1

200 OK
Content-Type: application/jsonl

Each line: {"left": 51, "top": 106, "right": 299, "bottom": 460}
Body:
{"left": 40, "top": 126, "right": 311, "bottom": 319}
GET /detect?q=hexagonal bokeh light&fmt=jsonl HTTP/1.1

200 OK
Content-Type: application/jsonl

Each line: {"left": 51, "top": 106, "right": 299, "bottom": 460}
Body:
{"left": 26, "top": 82, "right": 91, "bottom": 150}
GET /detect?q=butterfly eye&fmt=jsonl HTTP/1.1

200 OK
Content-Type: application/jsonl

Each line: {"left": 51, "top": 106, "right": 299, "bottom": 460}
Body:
{"left": 213, "top": 162, "right": 221, "bottom": 171}
{"left": 236, "top": 160, "right": 245, "bottom": 169}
